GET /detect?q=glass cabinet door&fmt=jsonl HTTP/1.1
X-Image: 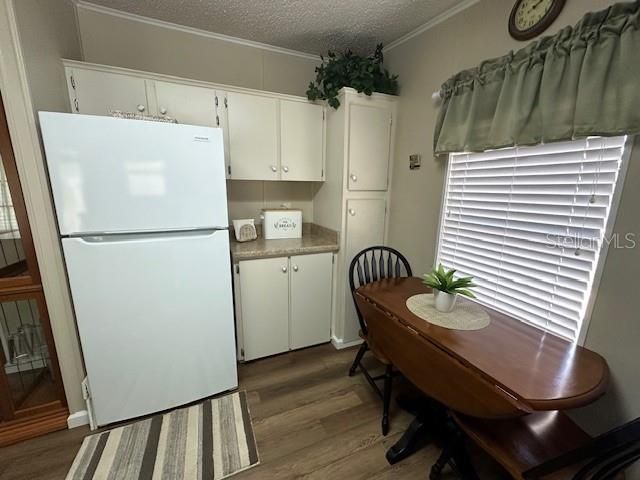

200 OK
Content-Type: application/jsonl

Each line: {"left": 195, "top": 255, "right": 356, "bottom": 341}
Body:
{"left": 0, "top": 127, "right": 39, "bottom": 289}
{"left": 0, "top": 293, "right": 64, "bottom": 415}
{"left": 0, "top": 166, "right": 26, "bottom": 277}
{"left": 0, "top": 95, "right": 66, "bottom": 444}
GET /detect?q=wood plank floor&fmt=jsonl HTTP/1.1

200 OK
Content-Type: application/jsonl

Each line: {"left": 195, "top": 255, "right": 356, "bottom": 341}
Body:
{"left": 0, "top": 344, "right": 506, "bottom": 479}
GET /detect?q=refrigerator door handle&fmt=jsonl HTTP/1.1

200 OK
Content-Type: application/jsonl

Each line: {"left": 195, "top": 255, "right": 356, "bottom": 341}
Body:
{"left": 74, "top": 229, "right": 227, "bottom": 244}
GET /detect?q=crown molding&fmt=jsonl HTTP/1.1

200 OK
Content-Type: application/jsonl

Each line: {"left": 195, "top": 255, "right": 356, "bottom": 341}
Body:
{"left": 383, "top": 0, "right": 480, "bottom": 52}
{"left": 73, "top": 0, "right": 321, "bottom": 61}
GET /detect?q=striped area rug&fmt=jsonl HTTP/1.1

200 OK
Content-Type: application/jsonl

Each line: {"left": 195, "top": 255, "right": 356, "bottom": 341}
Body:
{"left": 66, "top": 391, "right": 259, "bottom": 480}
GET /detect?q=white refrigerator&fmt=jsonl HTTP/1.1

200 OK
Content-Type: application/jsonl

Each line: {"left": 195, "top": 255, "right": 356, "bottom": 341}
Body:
{"left": 39, "top": 112, "right": 238, "bottom": 427}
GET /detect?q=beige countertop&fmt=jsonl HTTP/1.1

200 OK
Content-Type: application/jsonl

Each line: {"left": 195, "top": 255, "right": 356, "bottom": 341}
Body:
{"left": 230, "top": 223, "right": 339, "bottom": 262}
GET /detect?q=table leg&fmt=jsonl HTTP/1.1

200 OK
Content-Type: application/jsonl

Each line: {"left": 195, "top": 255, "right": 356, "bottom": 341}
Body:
{"left": 386, "top": 416, "right": 430, "bottom": 464}
{"left": 429, "top": 419, "right": 480, "bottom": 480}
{"left": 386, "top": 393, "right": 448, "bottom": 465}
{"left": 451, "top": 431, "right": 480, "bottom": 480}
{"left": 429, "top": 444, "right": 453, "bottom": 479}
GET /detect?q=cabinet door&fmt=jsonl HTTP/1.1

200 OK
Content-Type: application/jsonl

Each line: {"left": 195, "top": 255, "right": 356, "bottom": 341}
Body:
{"left": 343, "top": 198, "right": 387, "bottom": 342}
{"left": 154, "top": 81, "right": 218, "bottom": 127}
{"left": 70, "top": 68, "right": 149, "bottom": 116}
{"left": 280, "top": 100, "right": 324, "bottom": 181}
{"left": 347, "top": 103, "right": 392, "bottom": 191}
{"left": 225, "top": 91, "right": 279, "bottom": 180}
{"left": 239, "top": 257, "right": 290, "bottom": 361}
{"left": 290, "top": 253, "right": 332, "bottom": 349}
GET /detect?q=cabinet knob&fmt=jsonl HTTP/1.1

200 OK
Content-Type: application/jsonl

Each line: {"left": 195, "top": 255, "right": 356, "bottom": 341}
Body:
{"left": 270, "top": 165, "right": 278, "bottom": 172}
{"left": 281, "top": 266, "right": 288, "bottom": 273}
{"left": 292, "top": 264, "right": 298, "bottom": 272}
{"left": 137, "top": 104, "right": 146, "bottom": 112}
{"left": 348, "top": 208, "right": 356, "bottom": 216}
{"left": 350, "top": 174, "right": 357, "bottom": 182}
{"left": 282, "top": 166, "right": 289, "bottom": 173}
{"left": 159, "top": 107, "right": 168, "bottom": 115}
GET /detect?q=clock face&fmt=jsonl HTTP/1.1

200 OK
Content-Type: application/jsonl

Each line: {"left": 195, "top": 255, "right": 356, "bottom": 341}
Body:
{"left": 514, "top": 0, "right": 554, "bottom": 32}
{"left": 509, "top": 0, "right": 565, "bottom": 40}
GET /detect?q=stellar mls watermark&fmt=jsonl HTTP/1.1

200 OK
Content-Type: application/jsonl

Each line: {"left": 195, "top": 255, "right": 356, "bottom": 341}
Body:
{"left": 545, "top": 233, "right": 637, "bottom": 254}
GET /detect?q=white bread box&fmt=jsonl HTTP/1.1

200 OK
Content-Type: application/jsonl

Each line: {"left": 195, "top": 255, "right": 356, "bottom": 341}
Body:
{"left": 261, "top": 208, "right": 302, "bottom": 239}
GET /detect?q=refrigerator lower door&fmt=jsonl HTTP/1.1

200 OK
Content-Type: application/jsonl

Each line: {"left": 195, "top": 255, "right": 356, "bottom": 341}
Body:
{"left": 62, "top": 229, "right": 237, "bottom": 426}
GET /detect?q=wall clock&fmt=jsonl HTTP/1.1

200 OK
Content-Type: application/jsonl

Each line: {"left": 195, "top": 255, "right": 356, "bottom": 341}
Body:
{"left": 509, "top": 0, "right": 566, "bottom": 41}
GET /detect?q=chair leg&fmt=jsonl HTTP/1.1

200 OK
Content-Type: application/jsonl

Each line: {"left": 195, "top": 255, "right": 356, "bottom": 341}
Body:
{"left": 382, "top": 364, "right": 393, "bottom": 436}
{"left": 348, "top": 342, "right": 368, "bottom": 376}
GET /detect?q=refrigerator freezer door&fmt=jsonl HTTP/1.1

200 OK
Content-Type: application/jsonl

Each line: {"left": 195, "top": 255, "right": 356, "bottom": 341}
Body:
{"left": 39, "top": 112, "right": 228, "bottom": 235}
{"left": 62, "top": 230, "right": 237, "bottom": 426}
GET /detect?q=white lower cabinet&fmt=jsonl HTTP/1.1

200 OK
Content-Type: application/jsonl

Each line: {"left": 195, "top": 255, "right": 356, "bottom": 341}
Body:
{"left": 238, "top": 256, "right": 290, "bottom": 361}
{"left": 290, "top": 253, "right": 333, "bottom": 349}
{"left": 237, "top": 252, "right": 333, "bottom": 361}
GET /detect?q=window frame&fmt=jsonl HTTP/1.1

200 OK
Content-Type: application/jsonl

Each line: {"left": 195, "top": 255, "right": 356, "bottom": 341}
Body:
{"left": 433, "top": 136, "right": 634, "bottom": 345}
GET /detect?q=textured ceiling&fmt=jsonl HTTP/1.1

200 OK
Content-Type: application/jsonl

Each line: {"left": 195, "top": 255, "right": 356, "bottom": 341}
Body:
{"left": 83, "top": 0, "right": 471, "bottom": 55}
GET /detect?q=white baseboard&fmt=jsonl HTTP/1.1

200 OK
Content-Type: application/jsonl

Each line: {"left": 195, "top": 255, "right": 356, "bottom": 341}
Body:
{"left": 67, "top": 410, "right": 90, "bottom": 429}
{"left": 331, "top": 335, "right": 363, "bottom": 350}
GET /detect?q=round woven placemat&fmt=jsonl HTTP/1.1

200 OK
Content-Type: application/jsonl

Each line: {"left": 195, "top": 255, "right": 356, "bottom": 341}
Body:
{"left": 406, "top": 294, "right": 490, "bottom": 331}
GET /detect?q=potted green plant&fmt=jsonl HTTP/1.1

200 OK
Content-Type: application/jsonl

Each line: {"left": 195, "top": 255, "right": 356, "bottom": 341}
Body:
{"left": 306, "top": 43, "right": 399, "bottom": 109}
{"left": 423, "top": 264, "right": 476, "bottom": 313}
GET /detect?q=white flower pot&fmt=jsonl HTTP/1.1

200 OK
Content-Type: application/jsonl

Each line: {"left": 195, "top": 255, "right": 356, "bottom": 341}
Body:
{"left": 434, "top": 290, "right": 457, "bottom": 313}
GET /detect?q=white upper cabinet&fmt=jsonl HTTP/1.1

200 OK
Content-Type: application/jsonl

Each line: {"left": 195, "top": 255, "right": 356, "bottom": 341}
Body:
{"left": 280, "top": 100, "right": 325, "bottom": 181}
{"left": 153, "top": 82, "right": 231, "bottom": 177}
{"left": 347, "top": 103, "right": 392, "bottom": 191}
{"left": 224, "top": 91, "right": 279, "bottom": 181}
{"left": 154, "top": 82, "right": 218, "bottom": 127}
{"left": 64, "top": 62, "right": 326, "bottom": 182}
{"left": 69, "top": 68, "right": 149, "bottom": 116}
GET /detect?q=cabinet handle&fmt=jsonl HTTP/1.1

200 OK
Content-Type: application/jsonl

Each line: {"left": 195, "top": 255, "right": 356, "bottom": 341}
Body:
{"left": 137, "top": 104, "right": 146, "bottom": 112}
{"left": 281, "top": 266, "right": 288, "bottom": 273}
{"left": 292, "top": 264, "right": 298, "bottom": 272}
{"left": 348, "top": 208, "right": 356, "bottom": 216}
{"left": 159, "top": 106, "right": 168, "bottom": 115}
{"left": 282, "top": 166, "right": 289, "bottom": 173}
{"left": 270, "top": 165, "right": 278, "bottom": 172}
{"left": 350, "top": 174, "right": 357, "bottom": 182}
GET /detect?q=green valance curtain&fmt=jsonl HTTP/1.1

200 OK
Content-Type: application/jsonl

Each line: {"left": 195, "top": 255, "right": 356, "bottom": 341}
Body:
{"left": 434, "top": 1, "right": 640, "bottom": 155}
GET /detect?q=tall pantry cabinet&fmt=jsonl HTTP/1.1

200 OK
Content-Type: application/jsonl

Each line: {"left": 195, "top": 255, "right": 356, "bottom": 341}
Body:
{"left": 313, "top": 87, "right": 397, "bottom": 347}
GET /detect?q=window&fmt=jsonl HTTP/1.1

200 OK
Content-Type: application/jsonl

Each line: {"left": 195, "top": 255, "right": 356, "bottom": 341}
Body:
{"left": 436, "top": 136, "right": 629, "bottom": 342}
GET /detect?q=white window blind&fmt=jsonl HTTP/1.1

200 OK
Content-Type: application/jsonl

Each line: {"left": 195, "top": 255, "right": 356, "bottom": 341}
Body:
{"left": 437, "top": 136, "right": 628, "bottom": 341}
